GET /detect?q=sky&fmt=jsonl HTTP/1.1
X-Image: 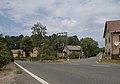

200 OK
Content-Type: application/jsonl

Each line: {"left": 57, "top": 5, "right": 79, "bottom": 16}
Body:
{"left": 0, "top": 0, "right": 120, "bottom": 47}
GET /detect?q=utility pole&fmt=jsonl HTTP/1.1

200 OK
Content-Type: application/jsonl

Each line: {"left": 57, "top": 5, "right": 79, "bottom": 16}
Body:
{"left": 57, "top": 32, "right": 68, "bottom": 60}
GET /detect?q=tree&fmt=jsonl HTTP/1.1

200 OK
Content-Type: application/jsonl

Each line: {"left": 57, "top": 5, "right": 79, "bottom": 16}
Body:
{"left": 99, "top": 47, "right": 105, "bottom": 53}
{"left": 80, "top": 38, "right": 99, "bottom": 57}
{"left": 68, "top": 35, "right": 79, "bottom": 45}
{"left": 0, "top": 35, "right": 11, "bottom": 69}
{"left": 5, "top": 35, "right": 23, "bottom": 50}
{"left": 20, "top": 36, "right": 33, "bottom": 58}
{"left": 31, "top": 22, "right": 47, "bottom": 37}
{"left": 31, "top": 34, "right": 43, "bottom": 47}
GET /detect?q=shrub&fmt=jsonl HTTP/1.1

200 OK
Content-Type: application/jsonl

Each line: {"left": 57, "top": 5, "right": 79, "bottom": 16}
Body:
{"left": 41, "top": 54, "right": 57, "bottom": 60}
{"left": 0, "top": 42, "right": 11, "bottom": 69}
{"left": 69, "top": 52, "right": 80, "bottom": 59}
{"left": 15, "top": 57, "right": 26, "bottom": 61}
{"left": 16, "top": 68, "right": 23, "bottom": 74}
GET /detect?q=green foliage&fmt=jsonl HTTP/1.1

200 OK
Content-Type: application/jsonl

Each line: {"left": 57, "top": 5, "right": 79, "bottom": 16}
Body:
{"left": 31, "top": 34, "right": 43, "bottom": 47}
{"left": 31, "top": 22, "right": 47, "bottom": 36}
{"left": 5, "top": 35, "right": 23, "bottom": 50}
{"left": 17, "top": 51, "right": 22, "bottom": 57}
{"left": 15, "top": 57, "right": 26, "bottom": 61}
{"left": 20, "top": 36, "right": 33, "bottom": 57}
{"left": 0, "top": 37, "right": 11, "bottom": 69}
{"left": 69, "top": 52, "right": 80, "bottom": 59}
{"left": 80, "top": 37, "right": 99, "bottom": 57}
{"left": 41, "top": 55, "right": 57, "bottom": 60}
{"left": 16, "top": 68, "right": 23, "bottom": 74}
{"left": 68, "top": 35, "right": 79, "bottom": 45}
{"left": 99, "top": 47, "right": 105, "bottom": 53}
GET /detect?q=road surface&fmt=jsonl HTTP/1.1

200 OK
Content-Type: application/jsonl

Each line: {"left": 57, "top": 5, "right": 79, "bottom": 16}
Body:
{"left": 16, "top": 57, "right": 120, "bottom": 84}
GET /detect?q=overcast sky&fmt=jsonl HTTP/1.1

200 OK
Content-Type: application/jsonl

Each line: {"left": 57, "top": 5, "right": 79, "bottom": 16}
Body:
{"left": 0, "top": 0, "right": 120, "bottom": 47}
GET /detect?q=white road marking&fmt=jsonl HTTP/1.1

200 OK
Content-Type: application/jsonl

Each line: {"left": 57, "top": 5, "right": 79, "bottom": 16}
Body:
{"left": 15, "top": 62, "right": 50, "bottom": 84}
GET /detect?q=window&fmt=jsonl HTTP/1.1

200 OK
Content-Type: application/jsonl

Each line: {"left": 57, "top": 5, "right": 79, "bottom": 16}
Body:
{"left": 105, "top": 39, "right": 107, "bottom": 44}
{"left": 105, "top": 49, "right": 107, "bottom": 55}
{"left": 109, "top": 37, "right": 110, "bottom": 43}
{"left": 119, "top": 35, "right": 120, "bottom": 41}
{"left": 108, "top": 49, "right": 110, "bottom": 55}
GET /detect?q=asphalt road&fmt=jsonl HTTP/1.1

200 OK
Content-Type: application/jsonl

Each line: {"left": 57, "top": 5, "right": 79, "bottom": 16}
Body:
{"left": 16, "top": 57, "right": 120, "bottom": 84}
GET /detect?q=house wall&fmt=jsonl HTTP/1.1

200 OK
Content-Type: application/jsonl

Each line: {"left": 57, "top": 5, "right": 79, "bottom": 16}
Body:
{"left": 30, "top": 48, "right": 39, "bottom": 57}
{"left": 105, "top": 30, "right": 112, "bottom": 57}
{"left": 111, "top": 33, "right": 120, "bottom": 58}
{"left": 11, "top": 49, "right": 25, "bottom": 58}
{"left": 13, "top": 54, "right": 18, "bottom": 58}
{"left": 105, "top": 32, "right": 120, "bottom": 58}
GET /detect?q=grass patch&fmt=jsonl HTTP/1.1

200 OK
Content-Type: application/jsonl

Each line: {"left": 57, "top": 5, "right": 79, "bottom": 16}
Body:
{"left": 99, "top": 59, "right": 120, "bottom": 64}
{"left": 15, "top": 68, "right": 22, "bottom": 74}
{"left": 38, "top": 59, "right": 80, "bottom": 63}
{"left": 38, "top": 59, "right": 67, "bottom": 63}
{"left": 15, "top": 57, "right": 27, "bottom": 61}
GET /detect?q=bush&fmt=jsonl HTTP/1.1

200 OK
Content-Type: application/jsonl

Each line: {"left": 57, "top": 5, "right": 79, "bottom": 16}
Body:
{"left": 41, "top": 54, "right": 57, "bottom": 60}
{"left": 0, "top": 55, "right": 11, "bottom": 69}
{"left": 69, "top": 52, "right": 80, "bottom": 59}
{"left": 0, "top": 42, "right": 11, "bottom": 69}
{"left": 15, "top": 57, "right": 26, "bottom": 61}
{"left": 31, "top": 57, "right": 40, "bottom": 61}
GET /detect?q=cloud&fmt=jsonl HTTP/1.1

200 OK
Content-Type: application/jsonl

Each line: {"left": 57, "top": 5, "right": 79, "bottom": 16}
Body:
{"left": 0, "top": 0, "right": 120, "bottom": 47}
{"left": 61, "top": 19, "right": 77, "bottom": 29}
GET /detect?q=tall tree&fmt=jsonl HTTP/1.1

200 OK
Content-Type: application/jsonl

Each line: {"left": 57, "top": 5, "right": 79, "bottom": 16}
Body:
{"left": 80, "top": 37, "right": 99, "bottom": 57}
{"left": 68, "top": 35, "right": 79, "bottom": 45}
{"left": 20, "top": 36, "right": 33, "bottom": 58}
{"left": 0, "top": 35, "right": 11, "bottom": 69}
{"left": 5, "top": 35, "right": 23, "bottom": 50}
{"left": 31, "top": 22, "right": 47, "bottom": 37}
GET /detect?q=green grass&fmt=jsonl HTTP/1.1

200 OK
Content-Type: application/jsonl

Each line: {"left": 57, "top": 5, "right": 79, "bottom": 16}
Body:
{"left": 99, "top": 59, "right": 120, "bottom": 64}
{"left": 15, "top": 68, "right": 23, "bottom": 74}
{"left": 15, "top": 57, "right": 27, "bottom": 61}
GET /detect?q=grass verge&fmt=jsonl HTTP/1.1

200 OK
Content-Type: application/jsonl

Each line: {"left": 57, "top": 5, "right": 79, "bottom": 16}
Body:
{"left": 99, "top": 59, "right": 120, "bottom": 64}
{"left": 15, "top": 66, "right": 23, "bottom": 74}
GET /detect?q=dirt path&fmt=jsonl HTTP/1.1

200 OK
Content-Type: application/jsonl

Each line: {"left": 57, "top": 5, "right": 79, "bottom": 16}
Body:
{"left": 0, "top": 63, "right": 17, "bottom": 84}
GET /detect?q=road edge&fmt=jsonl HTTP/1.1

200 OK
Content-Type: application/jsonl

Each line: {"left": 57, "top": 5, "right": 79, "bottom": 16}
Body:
{"left": 14, "top": 62, "right": 50, "bottom": 84}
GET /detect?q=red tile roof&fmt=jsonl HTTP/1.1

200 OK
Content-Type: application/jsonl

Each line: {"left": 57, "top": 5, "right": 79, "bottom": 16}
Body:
{"left": 103, "top": 20, "right": 120, "bottom": 38}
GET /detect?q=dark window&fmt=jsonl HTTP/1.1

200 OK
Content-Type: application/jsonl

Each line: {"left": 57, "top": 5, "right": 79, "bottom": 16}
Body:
{"left": 109, "top": 37, "right": 110, "bottom": 43}
{"left": 105, "top": 39, "right": 107, "bottom": 44}
{"left": 105, "top": 49, "right": 107, "bottom": 55}
{"left": 108, "top": 49, "right": 110, "bottom": 55}
{"left": 119, "top": 48, "right": 120, "bottom": 54}
{"left": 119, "top": 35, "right": 120, "bottom": 41}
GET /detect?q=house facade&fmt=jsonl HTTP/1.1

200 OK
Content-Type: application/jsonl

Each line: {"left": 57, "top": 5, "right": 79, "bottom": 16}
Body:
{"left": 11, "top": 47, "right": 39, "bottom": 58}
{"left": 30, "top": 47, "right": 39, "bottom": 57}
{"left": 11, "top": 49, "right": 25, "bottom": 58}
{"left": 63, "top": 45, "right": 81, "bottom": 55}
{"left": 103, "top": 20, "right": 120, "bottom": 59}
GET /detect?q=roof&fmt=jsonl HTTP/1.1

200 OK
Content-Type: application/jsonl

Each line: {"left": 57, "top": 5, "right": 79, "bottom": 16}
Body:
{"left": 11, "top": 49, "right": 23, "bottom": 54}
{"left": 103, "top": 20, "right": 120, "bottom": 38}
{"left": 64, "top": 45, "right": 81, "bottom": 51}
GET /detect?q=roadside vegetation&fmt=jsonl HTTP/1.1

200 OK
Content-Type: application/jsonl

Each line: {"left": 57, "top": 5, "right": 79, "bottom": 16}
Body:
{"left": 0, "top": 22, "right": 102, "bottom": 64}
{"left": 100, "top": 59, "right": 120, "bottom": 64}
{"left": 98, "top": 55, "right": 120, "bottom": 64}
{"left": 0, "top": 34, "right": 14, "bottom": 70}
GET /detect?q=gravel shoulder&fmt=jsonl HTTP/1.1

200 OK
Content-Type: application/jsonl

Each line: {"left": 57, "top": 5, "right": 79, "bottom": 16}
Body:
{"left": 0, "top": 63, "right": 17, "bottom": 84}
{"left": 0, "top": 62, "right": 41, "bottom": 84}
